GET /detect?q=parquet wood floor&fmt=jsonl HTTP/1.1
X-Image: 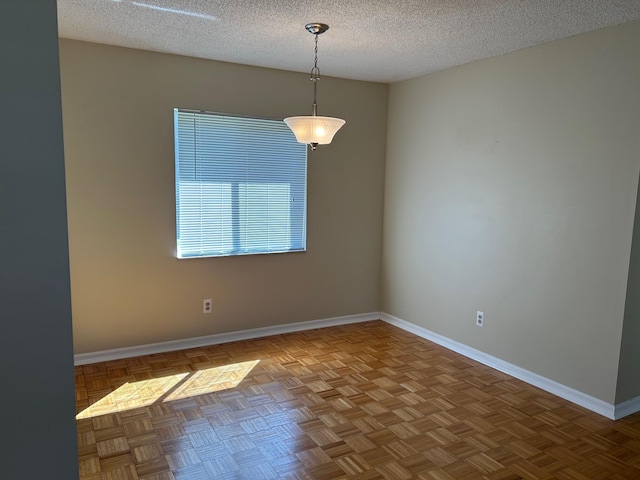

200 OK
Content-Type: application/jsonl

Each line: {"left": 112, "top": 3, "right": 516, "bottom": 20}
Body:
{"left": 75, "top": 320, "right": 640, "bottom": 479}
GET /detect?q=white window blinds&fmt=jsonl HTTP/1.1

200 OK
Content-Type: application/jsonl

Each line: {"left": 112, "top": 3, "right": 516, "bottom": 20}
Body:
{"left": 174, "top": 109, "right": 307, "bottom": 258}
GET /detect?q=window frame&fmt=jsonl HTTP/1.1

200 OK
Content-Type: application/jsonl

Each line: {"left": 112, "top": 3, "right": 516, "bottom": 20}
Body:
{"left": 174, "top": 108, "right": 308, "bottom": 259}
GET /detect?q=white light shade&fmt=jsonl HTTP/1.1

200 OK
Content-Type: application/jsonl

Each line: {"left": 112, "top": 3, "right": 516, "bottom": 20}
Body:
{"left": 284, "top": 115, "right": 346, "bottom": 145}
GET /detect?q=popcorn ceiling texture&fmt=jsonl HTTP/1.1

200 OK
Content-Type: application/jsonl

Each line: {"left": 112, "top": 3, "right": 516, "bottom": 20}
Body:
{"left": 57, "top": 0, "right": 640, "bottom": 83}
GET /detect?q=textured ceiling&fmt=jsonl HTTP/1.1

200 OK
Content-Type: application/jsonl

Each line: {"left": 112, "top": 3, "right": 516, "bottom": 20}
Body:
{"left": 57, "top": 0, "right": 640, "bottom": 83}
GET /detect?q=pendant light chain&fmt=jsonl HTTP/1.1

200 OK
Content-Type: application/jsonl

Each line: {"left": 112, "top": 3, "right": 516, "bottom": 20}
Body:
{"left": 311, "top": 33, "right": 320, "bottom": 116}
{"left": 311, "top": 33, "right": 320, "bottom": 80}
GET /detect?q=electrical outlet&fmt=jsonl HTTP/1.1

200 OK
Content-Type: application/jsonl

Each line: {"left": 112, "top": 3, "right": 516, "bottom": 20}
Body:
{"left": 203, "top": 299, "right": 212, "bottom": 314}
{"left": 476, "top": 310, "right": 484, "bottom": 327}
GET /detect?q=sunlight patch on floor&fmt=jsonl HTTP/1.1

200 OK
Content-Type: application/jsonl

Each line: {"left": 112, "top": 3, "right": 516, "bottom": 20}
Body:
{"left": 76, "top": 360, "right": 259, "bottom": 419}
{"left": 164, "top": 360, "right": 260, "bottom": 401}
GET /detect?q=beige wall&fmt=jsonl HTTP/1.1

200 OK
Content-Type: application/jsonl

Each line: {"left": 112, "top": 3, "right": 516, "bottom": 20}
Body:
{"left": 382, "top": 21, "right": 640, "bottom": 403}
{"left": 60, "top": 40, "right": 387, "bottom": 354}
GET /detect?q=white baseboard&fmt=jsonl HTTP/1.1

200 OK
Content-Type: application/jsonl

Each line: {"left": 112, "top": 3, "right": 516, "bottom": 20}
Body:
{"left": 614, "top": 395, "right": 640, "bottom": 420}
{"left": 380, "top": 312, "right": 620, "bottom": 420}
{"left": 74, "top": 312, "right": 380, "bottom": 366}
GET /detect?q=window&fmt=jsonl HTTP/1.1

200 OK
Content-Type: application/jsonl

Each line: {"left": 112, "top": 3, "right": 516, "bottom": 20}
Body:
{"left": 174, "top": 109, "right": 307, "bottom": 258}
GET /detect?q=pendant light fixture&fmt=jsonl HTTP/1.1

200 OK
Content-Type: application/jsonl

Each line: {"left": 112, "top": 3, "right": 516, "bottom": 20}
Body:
{"left": 284, "top": 23, "right": 346, "bottom": 150}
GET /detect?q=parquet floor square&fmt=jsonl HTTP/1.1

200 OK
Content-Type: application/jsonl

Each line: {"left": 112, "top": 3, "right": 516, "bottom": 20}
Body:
{"left": 75, "top": 320, "right": 640, "bottom": 479}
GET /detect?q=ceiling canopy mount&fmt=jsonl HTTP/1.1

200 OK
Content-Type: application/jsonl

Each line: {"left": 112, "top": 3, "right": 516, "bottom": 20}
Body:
{"left": 305, "top": 23, "right": 329, "bottom": 35}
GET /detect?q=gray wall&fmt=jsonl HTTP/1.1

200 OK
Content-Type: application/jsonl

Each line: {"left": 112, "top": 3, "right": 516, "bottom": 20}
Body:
{"left": 0, "top": 1, "right": 78, "bottom": 478}
{"left": 59, "top": 40, "right": 388, "bottom": 354}
{"left": 383, "top": 20, "right": 640, "bottom": 403}
{"left": 617, "top": 166, "right": 640, "bottom": 403}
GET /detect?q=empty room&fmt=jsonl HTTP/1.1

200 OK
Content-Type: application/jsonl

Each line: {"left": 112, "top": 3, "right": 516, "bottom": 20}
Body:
{"left": 3, "top": 1, "right": 640, "bottom": 479}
